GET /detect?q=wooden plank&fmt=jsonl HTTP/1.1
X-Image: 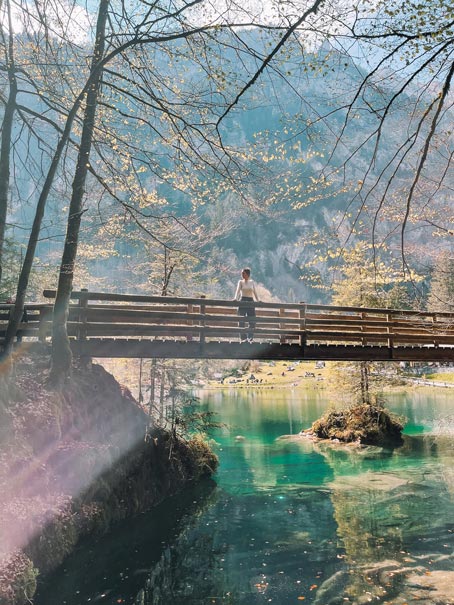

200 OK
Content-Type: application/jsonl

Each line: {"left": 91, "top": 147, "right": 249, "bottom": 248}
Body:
{"left": 304, "top": 316, "right": 435, "bottom": 327}
{"left": 81, "top": 323, "right": 302, "bottom": 338}
{"left": 0, "top": 304, "right": 51, "bottom": 311}
{"left": 0, "top": 326, "right": 40, "bottom": 338}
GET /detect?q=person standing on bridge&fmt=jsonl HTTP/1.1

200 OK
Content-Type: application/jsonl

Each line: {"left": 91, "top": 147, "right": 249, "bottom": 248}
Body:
{"left": 234, "top": 267, "right": 260, "bottom": 343}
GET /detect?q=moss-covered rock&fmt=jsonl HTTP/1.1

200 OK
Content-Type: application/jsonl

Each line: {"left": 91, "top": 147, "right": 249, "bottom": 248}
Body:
{"left": 306, "top": 404, "right": 403, "bottom": 446}
{"left": 185, "top": 435, "right": 219, "bottom": 478}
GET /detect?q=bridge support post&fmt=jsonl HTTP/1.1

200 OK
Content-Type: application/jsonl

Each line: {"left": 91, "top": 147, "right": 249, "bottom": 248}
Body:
{"left": 148, "top": 358, "right": 157, "bottom": 419}
{"left": 159, "top": 368, "right": 165, "bottom": 422}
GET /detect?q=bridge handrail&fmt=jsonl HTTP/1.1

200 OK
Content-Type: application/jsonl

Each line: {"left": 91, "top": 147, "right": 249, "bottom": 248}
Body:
{"left": 42, "top": 289, "right": 306, "bottom": 309}
{"left": 0, "top": 303, "right": 52, "bottom": 311}
{"left": 41, "top": 289, "right": 454, "bottom": 320}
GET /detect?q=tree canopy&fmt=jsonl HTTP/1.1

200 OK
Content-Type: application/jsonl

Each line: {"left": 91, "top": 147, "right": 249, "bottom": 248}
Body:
{"left": 1, "top": 0, "right": 454, "bottom": 373}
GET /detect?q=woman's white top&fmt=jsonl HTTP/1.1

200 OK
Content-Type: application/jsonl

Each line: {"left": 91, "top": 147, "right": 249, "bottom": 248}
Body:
{"left": 234, "top": 278, "right": 259, "bottom": 301}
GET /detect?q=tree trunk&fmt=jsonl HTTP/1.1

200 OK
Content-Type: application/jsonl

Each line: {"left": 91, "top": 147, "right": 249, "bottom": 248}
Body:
{"left": 50, "top": 0, "right": 109, "bottom": 382}
{"left": 3, "top": 1, "right": 113, "bottom": 354}
{"left": 159, "top": 371, "right": 165, "bottom": 422}
{"left": 3, "top": 117, "right": 81, "bottom": 355}
{"left": 360, "top": 361, "right": 370, "bottom": 405}
{"left": 0, "top": 0, "right": 17, "bottom": 286}
{"left": 148, "top": 358, "right": 156, "bottom": 418}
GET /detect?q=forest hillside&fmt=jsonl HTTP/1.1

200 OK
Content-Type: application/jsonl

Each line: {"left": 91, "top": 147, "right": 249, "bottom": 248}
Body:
{"left": 5, "top": 33, "right": 453, "bottom": 307}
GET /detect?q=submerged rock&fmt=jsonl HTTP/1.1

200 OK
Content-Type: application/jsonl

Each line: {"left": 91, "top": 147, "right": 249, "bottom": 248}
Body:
{"left": 313, "top": 570, "right": 349, "bottom": 605}
{"left": 403, "top": 569, "right": 454, "bottom": 603}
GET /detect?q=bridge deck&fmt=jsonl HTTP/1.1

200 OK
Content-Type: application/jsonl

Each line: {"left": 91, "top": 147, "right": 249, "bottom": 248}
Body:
{"left": 1, "top": 291, "right": 454, "bottom": 361}
{"left": 68, "top": 339, "right": 454, "bottom": 361}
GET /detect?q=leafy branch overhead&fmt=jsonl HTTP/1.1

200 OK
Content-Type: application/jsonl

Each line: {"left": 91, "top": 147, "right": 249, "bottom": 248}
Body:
{"left": 1, "top": 0, "right": 454, "bottom": 372}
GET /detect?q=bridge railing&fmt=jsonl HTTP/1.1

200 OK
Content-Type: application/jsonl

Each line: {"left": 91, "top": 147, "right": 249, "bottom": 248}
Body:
{"left": 41, "top": 290, "right": 454, "bottom": 348}
{"left": 0, "top": 303, "right": 53, "bottom": 342}
{"left": 1, "top": 290, "right": 454, "bottom": 349}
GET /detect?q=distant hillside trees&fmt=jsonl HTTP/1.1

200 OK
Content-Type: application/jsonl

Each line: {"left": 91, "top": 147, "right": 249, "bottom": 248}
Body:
{"left": 331, "top": 243, "right": 412, "bottom": 309}
{"left": 427, "top": 251, "right": 454, "bottom": 313}
{"left": 306, "top": 0, "right": 454, "bottom": 273}
{"left": 0, "top": 239, "right": 22, "bottom": 301}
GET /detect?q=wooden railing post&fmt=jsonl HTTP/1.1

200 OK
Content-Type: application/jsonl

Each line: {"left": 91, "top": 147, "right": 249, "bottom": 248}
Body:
{"left": 279, "top": 306, "right": 286, "bottom": 344}
{"left": 386, "top": 312, "right": 393, "bottom": 348}
{"left": 77, "top": 288, "right": 89, "bottom": 342}
{"left": 38, "top": 306, "right": 52, "bottom": 342}
{"left": 360, "top": 311, "right": 366, "bottom": 346}
{"left": 200, "top": 295, "right": 206, "bottom": 347}
{"left": 75, "top": 288, "right": 92, "bottom": 366}
{"left": 299, "top": 302, "right": 306, "bottom": 347}
{"left": 187, "top": 303, "right": 193, "bottom": 342}
{"left": 432, "top": 314, "right": 438, "bottom": 348}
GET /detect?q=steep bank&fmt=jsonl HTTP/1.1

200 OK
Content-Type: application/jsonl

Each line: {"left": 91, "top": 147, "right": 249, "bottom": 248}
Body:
{"left": 0, "top": 353, "right": 217, "bottom": 605}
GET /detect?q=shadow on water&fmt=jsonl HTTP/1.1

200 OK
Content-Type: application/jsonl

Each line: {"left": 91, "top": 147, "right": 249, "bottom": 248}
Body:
{"left": 33, "top": 479, "right": 218, "bottom": 605}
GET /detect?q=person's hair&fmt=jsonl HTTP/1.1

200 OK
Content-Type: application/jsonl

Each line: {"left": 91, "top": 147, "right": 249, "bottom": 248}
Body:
{"left": 242, "top": 267, "right": 251, "bottom": 277}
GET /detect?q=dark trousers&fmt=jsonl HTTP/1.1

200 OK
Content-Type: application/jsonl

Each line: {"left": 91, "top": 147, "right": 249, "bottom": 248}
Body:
{"left": 238, "top": 297, "right": 255, "bottom": 340}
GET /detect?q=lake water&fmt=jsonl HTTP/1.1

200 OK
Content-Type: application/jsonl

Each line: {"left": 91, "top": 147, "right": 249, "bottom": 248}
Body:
{"left": 35, "top": 385, "right": 454, "bottom": 605}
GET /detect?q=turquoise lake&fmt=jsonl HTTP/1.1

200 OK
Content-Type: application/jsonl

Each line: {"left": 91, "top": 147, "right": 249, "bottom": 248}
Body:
{"left": 35, "top": 385, "right": 454, "bottom": 605}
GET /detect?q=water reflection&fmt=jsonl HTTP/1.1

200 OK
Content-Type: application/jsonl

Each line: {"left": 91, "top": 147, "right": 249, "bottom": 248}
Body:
{"left": 34, "top": 480, "right": 218, "bottom": 605}
{"left": 36, "top": 387, "right": 454, "bottom": 605}
{"left": 314, "top": 438, "right": 454, "bottom": 603}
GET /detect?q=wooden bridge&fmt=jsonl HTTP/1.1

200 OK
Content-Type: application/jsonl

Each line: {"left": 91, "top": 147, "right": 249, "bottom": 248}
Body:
{"left": 2, "top": 290, "right": 454, "bottom": 361}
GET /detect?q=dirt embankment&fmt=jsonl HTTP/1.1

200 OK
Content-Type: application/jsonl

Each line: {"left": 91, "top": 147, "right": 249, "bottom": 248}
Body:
{"left": 0, "top": 355, "right": 217, "bottom": 605}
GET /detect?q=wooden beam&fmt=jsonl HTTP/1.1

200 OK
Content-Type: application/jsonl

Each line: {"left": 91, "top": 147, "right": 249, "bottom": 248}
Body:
{"left": 64, "top": 339, "right": 454, "bottom": 361}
